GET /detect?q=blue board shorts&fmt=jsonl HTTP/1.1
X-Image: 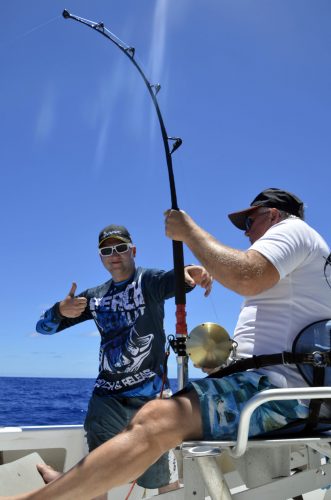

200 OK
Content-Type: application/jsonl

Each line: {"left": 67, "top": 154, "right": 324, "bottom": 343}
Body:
{"left": 84, "top": 393, "right": 178, "bottom": 489}
{"left": 187, "top": 371, "right": 309, "bottom": 440}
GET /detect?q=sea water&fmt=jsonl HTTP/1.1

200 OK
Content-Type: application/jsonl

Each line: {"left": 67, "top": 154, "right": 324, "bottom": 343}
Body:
{"left": 0, "top": 377, "right": 178, "bottom": 426}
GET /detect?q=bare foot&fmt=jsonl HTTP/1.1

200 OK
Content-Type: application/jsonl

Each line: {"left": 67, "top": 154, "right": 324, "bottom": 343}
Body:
{"left": 36, "top": 463, "right": 62, "bottom": 484}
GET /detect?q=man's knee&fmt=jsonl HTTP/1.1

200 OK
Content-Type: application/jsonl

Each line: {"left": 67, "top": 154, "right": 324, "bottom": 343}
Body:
{"left": 128, "top": 399, "right": 166, "bottom": 430}
{"left": 128, "top": 390, "right": 203, "bottom": 442}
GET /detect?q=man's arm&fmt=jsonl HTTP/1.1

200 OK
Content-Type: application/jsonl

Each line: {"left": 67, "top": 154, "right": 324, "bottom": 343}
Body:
{"left": 142, "top": 265, "right": 213, "bottom": 302}
{"left": 141, "top": 269, "right": 193, "bottom": 302}
{"left": 165, "top": 210, "right": 279, "bottom": 296}
{"left": 36, "top": 283, "right": 90, "bottom": 335}
{"left": 183, "top": 265, "right": 213, "bottom": 296}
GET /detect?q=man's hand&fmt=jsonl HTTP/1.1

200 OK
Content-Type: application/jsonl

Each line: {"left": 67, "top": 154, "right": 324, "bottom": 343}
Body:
{"left": 164, "top": 209, "right": 196, "bottom": 243}
{"left": 184, "top": 265, "right": 213, "bottom": 297}
{"left": 59, "top": 283, "right": 87, "bottom": 318}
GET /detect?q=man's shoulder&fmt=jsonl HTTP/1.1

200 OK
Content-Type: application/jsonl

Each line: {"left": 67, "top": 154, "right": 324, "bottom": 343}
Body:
{"left": 274, "top": 218, "right": 327, "bottom": 246}
{"left": 252, "top": 217, "right": 329, "bottom": 263}
{"left": 138, "top": 267, "right": 173, "bottom": 285}
{"left": 83, "top": 279, "right": 112, "bottom": 297}
{"left": 263, "top": 217, "right": 319, "bottom": 240}
{"left": 138, "top": 266, "right": 167, "bottom": 275}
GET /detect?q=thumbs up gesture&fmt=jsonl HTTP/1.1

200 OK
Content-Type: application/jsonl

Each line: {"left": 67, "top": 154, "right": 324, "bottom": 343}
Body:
{"left": 59, "top": 283, "right": 87, "bottom": 318}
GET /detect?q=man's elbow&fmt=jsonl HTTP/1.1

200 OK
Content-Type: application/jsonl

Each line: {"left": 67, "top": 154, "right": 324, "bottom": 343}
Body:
{"left": 235, "top": 254, "right": 279, "bottom": 296}
{"left": 236, "top": 275, "right": 279, "bottom": 296}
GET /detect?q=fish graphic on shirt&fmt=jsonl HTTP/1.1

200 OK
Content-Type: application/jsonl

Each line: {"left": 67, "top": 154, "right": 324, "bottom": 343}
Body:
{"left": 102, "top": 327, "right": 154, "bottom": 373}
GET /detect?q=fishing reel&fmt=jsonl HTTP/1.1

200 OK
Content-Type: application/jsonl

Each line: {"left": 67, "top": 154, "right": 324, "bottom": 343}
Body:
{"left": 168, "top": 322, "right": 237, "bottom": 369}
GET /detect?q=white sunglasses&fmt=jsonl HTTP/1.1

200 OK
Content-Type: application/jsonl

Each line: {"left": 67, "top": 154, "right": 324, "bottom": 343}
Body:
{"left": 99, "top": 243, "right": 133, "bottom": 257}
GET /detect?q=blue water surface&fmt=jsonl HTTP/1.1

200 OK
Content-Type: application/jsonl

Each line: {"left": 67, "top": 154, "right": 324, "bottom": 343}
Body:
{"left": 0, "top": 377, "right": 178, "bottom": 426}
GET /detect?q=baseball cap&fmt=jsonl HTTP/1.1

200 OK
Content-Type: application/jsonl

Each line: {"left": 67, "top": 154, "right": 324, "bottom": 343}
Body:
{"left": 98, "top": 225, "right": 132, "bottom": 247}
{"left": 228, "top": 188, "right": 304, "bottom": 230}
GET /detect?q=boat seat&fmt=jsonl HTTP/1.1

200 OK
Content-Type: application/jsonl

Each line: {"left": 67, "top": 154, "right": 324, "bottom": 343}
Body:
{"left": 178, "top": 387, "right": 331, "bottom": 500}
{"left": 0, "top": 452, "right": 46, "bottom": 495}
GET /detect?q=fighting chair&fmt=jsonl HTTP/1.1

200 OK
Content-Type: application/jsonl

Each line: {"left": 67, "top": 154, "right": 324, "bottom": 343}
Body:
{"left": 178, "top": 320, "right": 331, "bottom": 500}
{"left": 179, "top": 387, "right": 331, "bottom": 500}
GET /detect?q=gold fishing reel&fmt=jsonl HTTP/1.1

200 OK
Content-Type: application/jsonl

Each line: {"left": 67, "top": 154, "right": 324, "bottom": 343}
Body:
{"left": 186, "top": 322, "right": 235, "bottom": 369}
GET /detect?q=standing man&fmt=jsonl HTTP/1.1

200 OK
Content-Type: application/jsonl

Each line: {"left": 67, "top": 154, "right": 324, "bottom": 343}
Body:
{"left": 36, "top": 224, "right": 212, "bottom": 495}
{"left": 6, "top": 190, "right": 331, "bottom": 500}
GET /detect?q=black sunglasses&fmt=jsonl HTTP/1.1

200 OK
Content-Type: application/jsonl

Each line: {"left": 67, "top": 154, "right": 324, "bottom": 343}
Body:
{"left": 245, "top": 211, "right": 269, "bottom": 231}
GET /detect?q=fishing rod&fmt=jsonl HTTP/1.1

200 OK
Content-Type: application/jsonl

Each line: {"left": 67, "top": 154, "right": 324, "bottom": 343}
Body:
{"left": 62, "top": 9, "right": 189, "bottom": 388}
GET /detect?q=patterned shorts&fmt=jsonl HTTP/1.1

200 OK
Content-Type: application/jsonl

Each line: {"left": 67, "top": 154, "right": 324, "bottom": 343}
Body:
{"left": 187, "top": 371, "right": 309, "bottom": 440}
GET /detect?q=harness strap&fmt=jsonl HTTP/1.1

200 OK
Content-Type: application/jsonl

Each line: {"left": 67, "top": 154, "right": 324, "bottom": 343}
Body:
{"left": 209, "top": 351, "right": 330, "bottom": 431}
{"left": 209, "top": 351, "right": 331, "bottom": 379}
{"left": 305, "top": 366, "right": 325, "bottom": 431}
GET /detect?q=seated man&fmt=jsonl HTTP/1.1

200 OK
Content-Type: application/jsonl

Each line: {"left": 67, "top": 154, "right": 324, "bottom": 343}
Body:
{"left": 3, "top": 188, "right": 331, "bottom": 500}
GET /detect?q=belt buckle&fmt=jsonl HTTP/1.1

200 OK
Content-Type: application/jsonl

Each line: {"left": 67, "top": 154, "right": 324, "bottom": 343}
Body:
{"left": 311, "top": 351, "right": 328, "bottom": 368}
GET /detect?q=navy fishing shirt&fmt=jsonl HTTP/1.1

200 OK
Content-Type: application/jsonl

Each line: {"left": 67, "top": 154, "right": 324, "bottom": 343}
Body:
{"left": 36, "top": 267, "right": 193, "bottom": 397}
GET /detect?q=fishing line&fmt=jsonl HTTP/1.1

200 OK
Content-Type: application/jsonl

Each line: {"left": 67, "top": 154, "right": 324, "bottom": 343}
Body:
{"left": 0, "top": 15, "right": 60, "bottom": 50}
{"left": 208, "top": 294, "right": 220, "bottom": 324}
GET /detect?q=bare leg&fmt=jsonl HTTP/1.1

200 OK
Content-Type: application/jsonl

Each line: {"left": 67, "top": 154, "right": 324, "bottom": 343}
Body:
{"left": 36, "top": 448, "right": 180, "bottom": 496}
{"left": 4, "top": 390, "right": 202, "bottom": 500}
{"left": 36, "top": 447, "right": 178, "bottom": 497}
{"left": 37, "top": 464, "right": 107, "bottom": 500}
{"left": 37, "top": 459, "right": 181, "bottom": 496}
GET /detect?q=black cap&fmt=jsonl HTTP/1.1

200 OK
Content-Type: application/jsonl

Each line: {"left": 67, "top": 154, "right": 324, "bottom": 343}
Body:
{"left": 98, "top": 225, "right": 132, "bottom": 247}
{"left": 228, "top": 188, "right": 304, "bottom": 230}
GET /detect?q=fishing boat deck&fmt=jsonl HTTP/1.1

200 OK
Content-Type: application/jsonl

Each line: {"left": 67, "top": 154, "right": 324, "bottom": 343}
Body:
{"left": 2, "top": 387, "right": 331, "bottom": 499}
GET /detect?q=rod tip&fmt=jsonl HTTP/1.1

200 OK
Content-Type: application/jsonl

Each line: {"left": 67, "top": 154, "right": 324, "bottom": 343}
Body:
{"left": 62, "top": 9, "right": 70, "bottom": 19}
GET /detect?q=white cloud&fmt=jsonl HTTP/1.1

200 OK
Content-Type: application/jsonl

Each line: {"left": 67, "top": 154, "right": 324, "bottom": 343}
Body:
{"left": 82, "top": 59, "right": 129, "bottom": 172}
{"left": 148, "top": 0, "right": 168, "bottom": 83}
{"left": 35, "top": 83, "right": 56, "bottom": 142}
{"left": 86, "top": 0, "right": 171, "bottom": 172}
{"left": 147, "top": 0, "right": 170, "bottom": 143}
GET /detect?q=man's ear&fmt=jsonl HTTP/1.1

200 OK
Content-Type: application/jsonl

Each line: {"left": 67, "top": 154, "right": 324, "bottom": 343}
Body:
{"left": 132, "top": 246, "right": 137, "bottom": 257}
{"left": 270, "top": 208, "right": 281, "bottom": 224}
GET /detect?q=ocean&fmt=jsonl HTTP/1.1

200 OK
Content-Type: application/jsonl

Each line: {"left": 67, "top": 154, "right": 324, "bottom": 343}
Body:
{"left": 0, "top": 377, "right": 178, "bottom": 427}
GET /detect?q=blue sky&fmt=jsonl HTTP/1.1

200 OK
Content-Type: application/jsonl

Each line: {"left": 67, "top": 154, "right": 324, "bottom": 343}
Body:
{"left": 1, "top": 0, "right": 330, "bottom": 380}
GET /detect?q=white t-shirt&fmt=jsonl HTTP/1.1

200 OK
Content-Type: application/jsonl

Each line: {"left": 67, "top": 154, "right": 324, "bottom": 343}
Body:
{"left": 233, "top": 217, "right": 331, "bottom": 388}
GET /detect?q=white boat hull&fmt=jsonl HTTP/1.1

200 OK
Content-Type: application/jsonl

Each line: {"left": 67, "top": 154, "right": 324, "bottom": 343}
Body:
{"left": 1, "top": 421, "right": 330, "bottom": 499}
{"left": 0, "top": 425, "right": 159, "bottom": 499}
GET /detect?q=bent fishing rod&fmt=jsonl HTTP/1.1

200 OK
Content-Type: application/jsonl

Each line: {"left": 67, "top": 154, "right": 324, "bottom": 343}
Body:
{"left": 62, "top": 10, "right": 188, "bottom": 387}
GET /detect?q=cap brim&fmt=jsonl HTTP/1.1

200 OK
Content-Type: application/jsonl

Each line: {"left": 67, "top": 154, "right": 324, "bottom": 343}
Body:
{"left": 98, "top": 235, "right": 131, "bottom": 247}
{"left": 228, "top": 205, "right": 260, "bottom": 230}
